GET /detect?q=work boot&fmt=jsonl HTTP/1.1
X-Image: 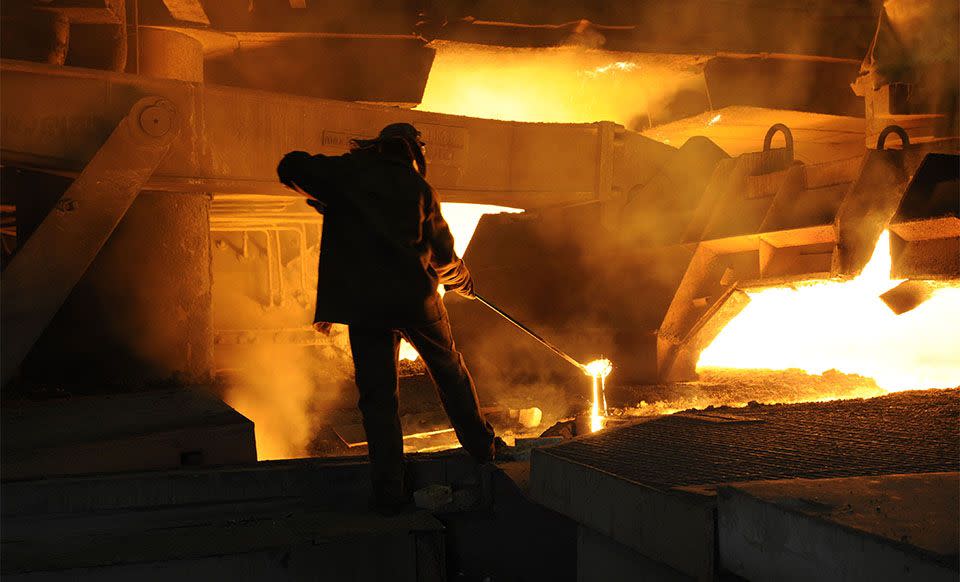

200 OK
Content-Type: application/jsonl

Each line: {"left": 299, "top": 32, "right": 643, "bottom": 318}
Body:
{"left": 370, "top": 481, "right": 413, "bottom": 516}
{"left": 370, "top": 490, "right": 413, "bottom": 516}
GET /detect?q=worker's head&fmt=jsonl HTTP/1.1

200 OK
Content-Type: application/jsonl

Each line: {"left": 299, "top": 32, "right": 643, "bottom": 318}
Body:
{"left": 351, "top": 123, "right": 427, "bottom": 177}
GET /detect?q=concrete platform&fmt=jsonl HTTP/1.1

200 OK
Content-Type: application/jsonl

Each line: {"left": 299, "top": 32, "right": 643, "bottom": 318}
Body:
{"left": 577, "top": 525, "right": 693, "bottom": 582}
{"left": 718, "top": 472, "right": 959, "bottom": 582}
{"left": 530, "top": 389, "right": 959, "bottom": 580}
{"left": 0, "top": 453, "right": 483, "bottom": 581}
{"left": 3, "top": 503, "right": 445, "bottom": 581}
{"left": 532, "top": 444, "right": 717, "bottom": 580}
{"left": 1, "top": 453, "right": 486, "bottom": 518}
{"left": 1, "top": 388, "right": 256, "bottom": 479}
{"left": 1, "top": 451, "right": 577, "bottom": 581}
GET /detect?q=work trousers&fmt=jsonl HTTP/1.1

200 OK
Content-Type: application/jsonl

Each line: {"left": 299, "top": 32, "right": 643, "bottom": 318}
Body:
{"left": 348, "top": 309, "right": 495, "bottom": 500}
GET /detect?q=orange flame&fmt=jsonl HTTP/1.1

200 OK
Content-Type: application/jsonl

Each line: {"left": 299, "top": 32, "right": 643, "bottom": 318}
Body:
{"left": 698, "top": 231, "right": 960, "bottom": 391}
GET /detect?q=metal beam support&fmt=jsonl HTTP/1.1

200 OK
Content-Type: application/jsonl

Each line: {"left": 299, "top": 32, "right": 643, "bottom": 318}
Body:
{"left": 1, "top": 97, "right": 179, "bottom": 386}
{"left": 1, "top": 59, "right": 673, "bottom": 211}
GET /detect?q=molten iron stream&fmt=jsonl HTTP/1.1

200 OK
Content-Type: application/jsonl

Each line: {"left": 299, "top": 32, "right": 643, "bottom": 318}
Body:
{"left": 584, "top": 358, "right": 613, "bottom": 432}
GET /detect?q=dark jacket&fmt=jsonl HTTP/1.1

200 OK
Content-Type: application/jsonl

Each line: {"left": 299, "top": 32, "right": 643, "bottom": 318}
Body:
{"left": 277, "top": 148, "right": 472, "bottom": 327}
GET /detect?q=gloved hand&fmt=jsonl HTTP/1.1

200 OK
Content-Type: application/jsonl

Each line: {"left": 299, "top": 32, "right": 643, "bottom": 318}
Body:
{"left": 444, "top": 272, "right": 476, "bottom": 300}
{"left": 277, "top": 151, "right": 310, "bottom": 190}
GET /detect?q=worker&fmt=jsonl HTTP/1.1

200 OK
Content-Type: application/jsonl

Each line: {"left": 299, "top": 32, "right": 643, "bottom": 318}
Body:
{"left": 277, "top": 123, "right": 499, "bottom": 513}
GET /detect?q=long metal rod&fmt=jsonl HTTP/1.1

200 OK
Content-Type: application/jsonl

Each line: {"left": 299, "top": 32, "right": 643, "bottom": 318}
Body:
{"left": 475, "top": 293, "right": 586, "bottom": 373}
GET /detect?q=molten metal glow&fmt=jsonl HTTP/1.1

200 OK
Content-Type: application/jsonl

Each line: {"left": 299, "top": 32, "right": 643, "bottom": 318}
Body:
{"left": 584, "top": 358, "right": 613, "bottom": 432}
{"left": 399, "top": 341, "right": 420, "bottom": 361}
{"left": 416, "top": 41, "right": 703, "bottom": 125}
{"left": 347, "top": 427, "right": 457, "bottom": 448}
{"left": 584, "top": 358, "right": 613, "bottom": 378}
{"left": 698, "top": 231, "right": 960, "bottom": 391}
{"left": 707, "top": 113, "right": 722, "bottom": 126}
{"left": 441, "top": 202, "right": 524, "bottom": 257}
{"left": 585, "top": 61, "right": 638, "bottom": 77}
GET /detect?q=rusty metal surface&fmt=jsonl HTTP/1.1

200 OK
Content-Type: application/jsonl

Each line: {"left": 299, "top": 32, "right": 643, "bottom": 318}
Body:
{"left": 540, "top": 389, "right": 960, "bottom": 489}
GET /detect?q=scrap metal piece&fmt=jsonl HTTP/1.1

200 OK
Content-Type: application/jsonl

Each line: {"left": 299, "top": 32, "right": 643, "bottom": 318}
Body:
{"left": 880, "top": 280, "right": 935, "bottom": 315}
{"left": 1, "top": 96, "right": 180, "bottom": 386}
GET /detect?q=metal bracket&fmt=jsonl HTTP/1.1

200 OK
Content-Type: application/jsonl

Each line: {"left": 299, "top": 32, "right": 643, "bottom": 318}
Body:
{"left": 876, "top": 125, "right": 910, "bottom": 150}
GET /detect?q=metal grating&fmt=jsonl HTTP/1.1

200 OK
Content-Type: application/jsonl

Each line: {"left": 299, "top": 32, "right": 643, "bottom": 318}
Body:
{"left": 542, "top": 389, "right": 960, "bottom": 489}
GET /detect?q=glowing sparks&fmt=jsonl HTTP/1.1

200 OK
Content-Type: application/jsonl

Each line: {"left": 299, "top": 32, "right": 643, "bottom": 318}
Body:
{"left": 583, "top": 358, "right": 613, "bottom": 378}
{"left": 707, "top": 113, "right": 722, "bottom": 126}
{"left": 584, "top": 61, "right": 638, "bottom": 77}
{"left": 698, "top": 231, "right": 960, "bottom": 391}
{"left": 583, "top": 358, "right": 613, "bottom": 432}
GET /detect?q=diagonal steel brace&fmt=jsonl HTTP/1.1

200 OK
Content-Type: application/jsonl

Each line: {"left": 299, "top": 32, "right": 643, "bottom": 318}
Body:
{"left": 2, "top": 97, "right": 180, "bottom": 386}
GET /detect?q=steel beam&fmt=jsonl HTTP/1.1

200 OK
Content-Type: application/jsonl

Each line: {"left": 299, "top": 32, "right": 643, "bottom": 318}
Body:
{"left": 0, "top": 59, "right": 672, "bottom": 210}
{"left": 33, "top": 1, "right": 123, "bottom": 25}
{"left": 1, "top": 97, "right": 179, "bottom": 386}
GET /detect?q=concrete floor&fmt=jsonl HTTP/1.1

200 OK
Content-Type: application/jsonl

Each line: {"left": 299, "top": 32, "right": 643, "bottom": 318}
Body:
{"left": 1, "top": 452, "right": 577, "bottom": 582}
{"left": 719, "top": 472, "right": 959, "bottom": 582}
{"left": 3, "top": 388, "right": 957, "bottom": 580}
{"left": 531, "top": 388, "right": 960, "bottom": 580}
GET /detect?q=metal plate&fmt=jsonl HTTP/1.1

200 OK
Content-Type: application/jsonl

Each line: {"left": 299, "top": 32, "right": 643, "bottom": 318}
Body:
{"left": 542, "top": 388, "right": 959, "bottom": 489}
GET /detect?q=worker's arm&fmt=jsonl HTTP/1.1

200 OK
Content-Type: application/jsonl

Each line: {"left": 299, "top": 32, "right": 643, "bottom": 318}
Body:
{"left": 277, "top": 151, "right": 339, "bottom": 208}
{"left": 424, "top": 185, "right": 476, "bottom": 299}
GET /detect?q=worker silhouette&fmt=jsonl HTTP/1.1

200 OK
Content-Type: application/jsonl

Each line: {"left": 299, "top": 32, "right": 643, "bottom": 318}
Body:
{"left": 277, "top": 123, "right": 497, "bottom": 513}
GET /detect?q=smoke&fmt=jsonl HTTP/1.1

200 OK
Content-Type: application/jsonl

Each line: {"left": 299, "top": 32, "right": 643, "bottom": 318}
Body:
{"left": 210, "top": 213, "right": 356, "bottom": 460}
{"left": 876, "top": 0, "right": 959, "bottom": 131}
{"left": 416, "top": 40, "right": 706, "bottom": 127}
{"left": 563, "top": 25, "right": 607, "bottom": 50}
{"left": 416, "top": 1, "right": 887, "bottom": 133}
{"left": 441, "top": 0, "right": 880, "bottom": 58}
{"left": 447, "top": 296, "right": 593, "bottom": 420}
{"left": 448, "top": 200, "right": 697, "bottom": 396}
{"left": 210, "top": 203, "right": 525, "bottom": 460}
{"left": 217, "top": 329, "right": 354, "bottom": 460}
